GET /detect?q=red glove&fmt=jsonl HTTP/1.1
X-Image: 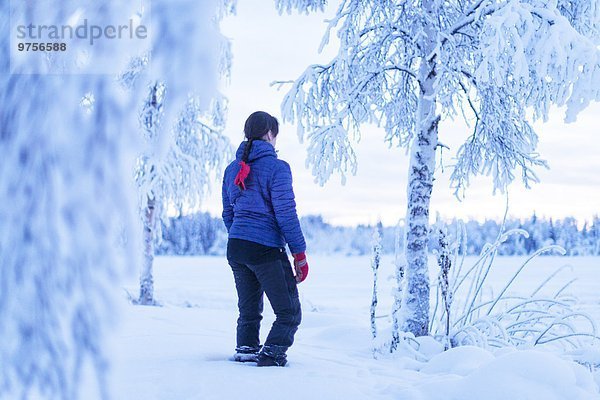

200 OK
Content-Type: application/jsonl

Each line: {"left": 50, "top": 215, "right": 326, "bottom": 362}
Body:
{"left": 293, "top": 252, "right": 309, "bottom": 283}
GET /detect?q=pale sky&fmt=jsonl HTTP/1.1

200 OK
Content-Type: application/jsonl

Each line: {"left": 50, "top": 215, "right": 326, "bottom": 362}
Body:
{"left": 199, "top": 0, "right": 600, "bottom": 227}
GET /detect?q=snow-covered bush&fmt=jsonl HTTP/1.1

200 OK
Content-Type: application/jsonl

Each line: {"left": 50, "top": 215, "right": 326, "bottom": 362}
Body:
{"left": 430, "top": 220, "right": 599, "bottom": 354}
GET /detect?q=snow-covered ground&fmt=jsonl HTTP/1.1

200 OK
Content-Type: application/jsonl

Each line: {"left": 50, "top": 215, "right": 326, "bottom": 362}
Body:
{"left": 108, "top": 255, "right": 600, "bottom": 399}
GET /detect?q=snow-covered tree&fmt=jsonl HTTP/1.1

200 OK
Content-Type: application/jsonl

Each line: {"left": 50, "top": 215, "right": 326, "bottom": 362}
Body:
{"left": 274, "top": 0, "right": 600, "bottom": 336}
{"left": 0, "top": 0, "right": 233, "bottom": 397}
{"left": 556, "top": 217, "right": 575, "bottom": 252}
{"left": 133, "top": 87, "right": 231, "bottom": 305}
{"left": 121, "top": 0, "right": 234, "bottom": 305}
{"left": 0, "top": 2, "right": 143, "bottom": 399}
{"left": 590, "top": 216, "right": 600, "bottom": 255}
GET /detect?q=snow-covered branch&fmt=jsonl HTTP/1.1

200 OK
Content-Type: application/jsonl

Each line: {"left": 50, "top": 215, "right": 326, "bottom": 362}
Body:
{"left": 305, "top": 123, "right": 358, "bottom": 186}
{"left": 275, "top": 0, "right": 327, "bottom": 15}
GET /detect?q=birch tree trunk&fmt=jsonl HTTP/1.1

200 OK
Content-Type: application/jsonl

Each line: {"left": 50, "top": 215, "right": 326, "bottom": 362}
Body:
{"left": 399, "top": 4, "right": 439, "bottom": 336}
{"left": 139, "top": 195, "right": 157, "bottom": 305}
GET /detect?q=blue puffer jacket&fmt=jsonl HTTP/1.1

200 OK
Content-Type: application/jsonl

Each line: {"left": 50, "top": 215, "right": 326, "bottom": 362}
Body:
{"left": 222, "top": 140, "right": 306, "bottom": 255}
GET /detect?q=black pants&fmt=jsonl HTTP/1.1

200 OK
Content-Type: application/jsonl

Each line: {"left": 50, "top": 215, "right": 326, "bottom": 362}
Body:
{"left": 227, "top": 238, "right": 301, "bottom": 353}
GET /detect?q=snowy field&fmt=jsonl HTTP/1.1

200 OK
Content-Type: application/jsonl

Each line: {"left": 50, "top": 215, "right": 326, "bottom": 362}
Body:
{"left": 103, "top": 255, "right": 600, "bottom": 400}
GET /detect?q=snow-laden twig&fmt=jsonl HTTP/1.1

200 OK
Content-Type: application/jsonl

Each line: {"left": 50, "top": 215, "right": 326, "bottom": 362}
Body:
{"left": 370, "top": 221, "right": 383, "bottom": 344}
{"left": 434, "top": 223, "right": 453, "bottom": 349}
{"left": 390, "top": 219, "right": 407, "bottom": 351}
{"left": 486, "top": 245, "right": 566, "bottom": 316}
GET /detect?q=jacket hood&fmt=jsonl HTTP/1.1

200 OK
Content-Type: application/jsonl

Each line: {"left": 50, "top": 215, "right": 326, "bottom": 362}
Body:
{"left": 235, "top": 139, "right": 277, "bottom": 162}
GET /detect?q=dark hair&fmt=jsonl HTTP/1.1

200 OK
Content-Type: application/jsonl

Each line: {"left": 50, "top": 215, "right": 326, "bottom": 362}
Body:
{"left": 234, "top": 111, "right": 279, "bottom": 190}
{"left": 241, "top": 111, "right": 279, "bottom": 163}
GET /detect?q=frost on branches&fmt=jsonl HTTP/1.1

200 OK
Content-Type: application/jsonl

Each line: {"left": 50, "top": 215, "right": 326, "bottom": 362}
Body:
{"left": 120, "top": 0, "right": 235, "bottom": 305}
{"left": 0, "top": 2, "right": 143, "bottom": 399}
{"left": 276, "top": 0, "right": 326, "bottom": 14}
{"left": 274, "top": 0, "right": 600, "bottom": 337}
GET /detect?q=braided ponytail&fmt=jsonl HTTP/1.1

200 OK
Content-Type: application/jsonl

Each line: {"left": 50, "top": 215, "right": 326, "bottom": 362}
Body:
{"left": 241, "top": 138, "right": 255, "bottom": 163}
{"left": 234, "top": 138, "right": 254, "bottom": 190}
{"left": 234, "top": 111, "right": 279, "bottom": 190}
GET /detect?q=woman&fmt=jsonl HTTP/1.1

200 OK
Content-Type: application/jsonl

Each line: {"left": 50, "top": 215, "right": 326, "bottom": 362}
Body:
{"left": 222, "top": 111, "right": 309, "bottom": 367}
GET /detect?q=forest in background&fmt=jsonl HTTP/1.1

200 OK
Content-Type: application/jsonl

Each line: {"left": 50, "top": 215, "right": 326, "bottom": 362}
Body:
{"left": 156, "top": 213, "right": 600, "bottom": 257}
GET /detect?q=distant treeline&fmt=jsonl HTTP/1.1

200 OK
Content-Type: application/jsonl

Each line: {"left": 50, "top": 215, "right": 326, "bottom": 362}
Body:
{"left": 155, "top": 213, "right": 600, "bottom": 257}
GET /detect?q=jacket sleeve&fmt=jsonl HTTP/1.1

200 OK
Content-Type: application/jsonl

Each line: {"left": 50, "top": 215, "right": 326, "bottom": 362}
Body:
{"left": 271, "top": 161, "right": 306, "bottom": 254}
{"left": 222, "top": 172, "right": 233, "bottom": 232}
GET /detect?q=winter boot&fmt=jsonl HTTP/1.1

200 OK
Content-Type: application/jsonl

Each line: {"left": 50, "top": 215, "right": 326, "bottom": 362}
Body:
{"left": 256, "top": 345, "right": 288, "bottom": 367}
{"left": 232, "top": 345, "right": 261, "bottom": 363}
